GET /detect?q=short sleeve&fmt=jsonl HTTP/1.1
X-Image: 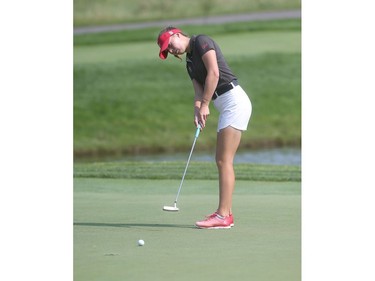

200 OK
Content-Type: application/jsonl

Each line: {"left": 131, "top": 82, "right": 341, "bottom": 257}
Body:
{"left": 195, "top": 35, "right": 215, "bottom": 57}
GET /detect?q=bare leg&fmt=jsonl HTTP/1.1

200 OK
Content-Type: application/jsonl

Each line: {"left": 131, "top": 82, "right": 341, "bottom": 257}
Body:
{"left": 215, "top": 126, "right": 242, "bottom": 217}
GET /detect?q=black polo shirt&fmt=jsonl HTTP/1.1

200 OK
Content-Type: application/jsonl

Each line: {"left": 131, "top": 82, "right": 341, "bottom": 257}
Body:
{"left": 186, "top": 35, "right": 237, "bottom": 89}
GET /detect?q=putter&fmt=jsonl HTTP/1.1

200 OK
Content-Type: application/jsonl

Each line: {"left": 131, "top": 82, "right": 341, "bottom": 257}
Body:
{"left": 163, "top": 125, "right": 201, "bottom": 212}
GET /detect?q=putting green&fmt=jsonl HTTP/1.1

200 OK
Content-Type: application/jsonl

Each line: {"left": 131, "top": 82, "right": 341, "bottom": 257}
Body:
{"left": 74, "top": 178, "right": 300, "bottom": 281}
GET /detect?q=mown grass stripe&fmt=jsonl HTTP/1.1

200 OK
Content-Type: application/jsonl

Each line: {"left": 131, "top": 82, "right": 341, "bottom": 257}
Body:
{"left": 74, "top": 162, "right": 301, "bottom": 181}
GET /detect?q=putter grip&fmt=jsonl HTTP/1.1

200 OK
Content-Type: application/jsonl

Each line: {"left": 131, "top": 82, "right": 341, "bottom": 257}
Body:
{"left": 195, "top": 124, "right": 201, "bottom": 138}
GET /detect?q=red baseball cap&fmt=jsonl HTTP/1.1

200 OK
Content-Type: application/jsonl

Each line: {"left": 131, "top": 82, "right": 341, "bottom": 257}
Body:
{"left": 157, "top": 28, "right": 182, "bottom": 59}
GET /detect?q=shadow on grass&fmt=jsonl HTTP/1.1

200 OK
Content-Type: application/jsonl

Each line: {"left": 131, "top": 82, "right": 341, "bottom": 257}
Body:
{"left": 74, "top": 222, "right": 195, "bottom": 229}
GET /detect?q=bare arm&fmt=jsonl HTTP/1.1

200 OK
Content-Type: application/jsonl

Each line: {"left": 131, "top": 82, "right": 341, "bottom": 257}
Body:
{"left": 192, "top": 79, "right": 204, "bottom": 128}
{"left": 196, "top": 50, "right": 219, "bottom": 128}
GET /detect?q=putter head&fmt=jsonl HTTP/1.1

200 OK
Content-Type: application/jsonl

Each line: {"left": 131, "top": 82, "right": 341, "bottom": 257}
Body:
{"left": 162, "top": 203, "right": 179, "bottom": 212}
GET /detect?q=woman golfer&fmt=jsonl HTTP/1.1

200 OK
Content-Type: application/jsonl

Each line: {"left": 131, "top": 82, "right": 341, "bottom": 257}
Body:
{"left": 157, "top": 27, "right": 252, "bottom": 229}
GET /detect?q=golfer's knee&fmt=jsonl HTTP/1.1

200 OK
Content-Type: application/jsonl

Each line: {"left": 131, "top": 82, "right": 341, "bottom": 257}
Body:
{"left": 216, "top": 158, "right": 233, "bottom": 169}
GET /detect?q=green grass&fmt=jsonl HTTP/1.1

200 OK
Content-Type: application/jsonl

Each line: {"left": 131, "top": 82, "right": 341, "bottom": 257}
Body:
{"left": 74, "top": 162, "right": 301, "bottom": 181}
{"left": 74, "top": 30, "right": 300, "bottom": 63}
{"left": 74, "top": 177, "right": 301, "bottom": 281}
{"left": 74, "top": 0, "right": 301, "bottom": 26}
{"left": 74, "top": 20, "right": 301, "bottom": 158}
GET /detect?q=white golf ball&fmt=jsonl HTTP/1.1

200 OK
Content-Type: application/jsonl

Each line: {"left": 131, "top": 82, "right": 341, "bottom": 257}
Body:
{"left": 138, "top": 239, "right": 145, "bottom": 246}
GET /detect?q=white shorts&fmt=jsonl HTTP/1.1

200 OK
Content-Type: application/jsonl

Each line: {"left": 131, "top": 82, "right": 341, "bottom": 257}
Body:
{"left": 213, "top": 85, "right": 252, "bottom": 132}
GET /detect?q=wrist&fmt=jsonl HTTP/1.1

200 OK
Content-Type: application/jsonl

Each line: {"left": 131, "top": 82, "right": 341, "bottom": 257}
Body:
{"left": 201, "top": 99, "right": 210, "bottom": 106}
